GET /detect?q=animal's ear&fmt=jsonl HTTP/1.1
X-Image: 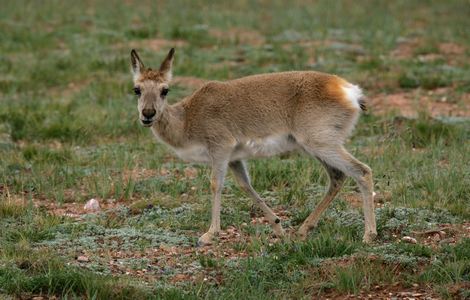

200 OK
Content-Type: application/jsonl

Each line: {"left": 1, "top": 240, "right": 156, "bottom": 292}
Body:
{"left": 159, "top": 48, "right": 175, "bottom": 82}
{"left": 131, "top": 49, "right": 145, "bottom": 82}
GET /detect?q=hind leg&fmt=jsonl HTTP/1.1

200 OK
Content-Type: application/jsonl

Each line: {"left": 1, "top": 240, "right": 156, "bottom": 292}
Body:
{"left": 297, "top": 161, "right": 346, "bottom": 240}
{"left": 229, "top": 160, "right": 284, "bottom": 236}
{"left": 299, "top": 143, "right": 377, "bottom": 243}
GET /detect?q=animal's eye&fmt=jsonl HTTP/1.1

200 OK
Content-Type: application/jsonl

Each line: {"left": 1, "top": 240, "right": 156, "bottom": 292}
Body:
{"left": 133, "top": 87, "right": 141, "bottom": 96}
{"left": 161, "top": 88, "right": 169, "bottom": 97}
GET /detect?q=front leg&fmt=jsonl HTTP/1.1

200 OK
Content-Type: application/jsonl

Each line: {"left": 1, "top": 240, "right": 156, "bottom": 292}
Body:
{"left": 197, "top": 160, "right": 228, "bottom": 246}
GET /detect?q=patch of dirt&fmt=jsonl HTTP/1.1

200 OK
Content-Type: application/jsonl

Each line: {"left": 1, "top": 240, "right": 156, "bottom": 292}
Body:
{"left": 69, "top": 223, "right": 255, "bottom": 284}
{"left": 37, "top": 198, "right": 123, "bottom": 219}
{"left": 18, "top": 294, "right": 59, "bottom": 300}
{"left": 369, "top": 92, "right": 417, "bottom": 118}
{"left": 211, "top": 59, "right": 245, "bottom": 71}
{"left": 343, "top": 192, "right": 392, "bottom": 209}
{"left": 115, "top": 38, "right": 188, "bottom": 52}
{"left": 369, "top": 89, "right": 470, "bottom": 118}
{"left": 391, "top": 37, "right": 423, "bottom": 59}
{"left": 438, "top": 42, "right": 466, "bottom": 55}
{"left": 48, "top": 79, "right": 91, "bottom": 100}
{"left": 321, "top": 283, "right": 440, "bottom": 300}
{"left": 445, "top": 282, "right": 470, "bottom": 300}
{"left": 391, "top": 39, "right": 466, "bottom": 65}
{"left": 343, "top": 193, "right": 363, "bottom": 209}
{"left": 0, "top": 193, "right": 28, "bottom": 208}
{"left": 172, "top": 76, "right": 207, "bottom": 90}
{"left": 62, "top": 207, "right": 293, "bottom": 285}
{"left": 29, "top": 166, "right": 204, "bottom": 218}
{"left": 412, "top": 222, "right": 470, "bottom": 248}
{"left": 121, "top": 168, "right": 158, "bottom": 182}
{"left": 208, "top": 27, "right": 265, "bottom": 46}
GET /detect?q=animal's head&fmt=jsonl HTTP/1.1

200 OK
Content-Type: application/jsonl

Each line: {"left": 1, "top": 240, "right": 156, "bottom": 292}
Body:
{"left": 130, "top": 48, "right": 174, "bottom": 127}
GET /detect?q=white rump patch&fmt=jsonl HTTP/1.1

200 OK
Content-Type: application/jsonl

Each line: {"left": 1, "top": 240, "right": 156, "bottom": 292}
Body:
{"left": 341, "top": 83, "right": 363, "bottom": 110}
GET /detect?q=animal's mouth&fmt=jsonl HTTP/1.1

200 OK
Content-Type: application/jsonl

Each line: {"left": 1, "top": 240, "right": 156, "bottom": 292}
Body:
{"left": 141, "top": 119, "right": 154, "bottom": 127}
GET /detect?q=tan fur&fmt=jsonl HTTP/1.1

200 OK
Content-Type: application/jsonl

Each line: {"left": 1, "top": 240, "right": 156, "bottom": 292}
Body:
{"left": 326, "top": 76, "right": 358, "bottom": 110}
{"left": 130, "top": 49, "right": 377, "bottom": 246}
{"left": 139, "top": 69, "right": 167, "bottom": 82}
{"left": 164, "top": 72, "right": 357, "bottom": 148}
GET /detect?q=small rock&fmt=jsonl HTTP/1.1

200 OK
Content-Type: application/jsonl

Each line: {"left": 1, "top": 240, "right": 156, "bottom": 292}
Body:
{"left": 84, "top": 198, "right": 100, "bottom": 212}
{"left": 439, "top": 237, "right": 455, "bottom": 245}
{"left": 329, "top": 42, "right": 365, "bottom": 55}
{"left": 77, "top": 255, "right": 89, "bottom": 262}
{"left": 173, "top": 273, "right": 189, "bottom": 281}
{"left": 183, "top": 167, "right": 198, "bottom": 179}
{"left": 402, "top": 236, "right": 417, "bottom": 244}
{"left": 159, "top": 168, "right": 170, "bottom": 176}
{"left": 432, "top": 233, "right": 441, "bottom": 242}
{"left": 32, "top": 297, "right": 44, "bottom": 300}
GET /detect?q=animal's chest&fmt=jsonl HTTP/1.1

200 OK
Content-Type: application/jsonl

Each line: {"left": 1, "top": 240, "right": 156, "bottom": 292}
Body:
{"left": 173, "top": 135, "right": 297, "bottom": 163}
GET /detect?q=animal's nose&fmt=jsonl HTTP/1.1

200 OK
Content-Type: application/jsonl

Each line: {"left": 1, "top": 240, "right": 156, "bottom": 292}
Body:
{"left": 142, "top": 108, "right": 156, "bottom": 119}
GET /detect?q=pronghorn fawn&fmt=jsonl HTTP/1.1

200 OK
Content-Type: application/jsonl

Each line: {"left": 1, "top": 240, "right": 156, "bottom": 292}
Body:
{"left": 130, "top": 48, "right": 377, "bottom": 246}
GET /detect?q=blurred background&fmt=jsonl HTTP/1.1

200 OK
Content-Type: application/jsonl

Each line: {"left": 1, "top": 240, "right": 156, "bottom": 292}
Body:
{"left": 0, "top": 1, "right": 469, "bottom": 299}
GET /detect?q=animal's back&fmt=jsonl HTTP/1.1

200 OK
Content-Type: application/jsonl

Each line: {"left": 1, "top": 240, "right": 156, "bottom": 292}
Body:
{"left": 182, "top": 71, "right": 363, "bottom": 143}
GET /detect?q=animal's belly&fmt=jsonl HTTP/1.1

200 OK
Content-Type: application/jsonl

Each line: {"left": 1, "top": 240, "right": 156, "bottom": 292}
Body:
{"left": 172, "top": 135, "right": 298, "bottom": 163}
{"left": 231, "top": 135, "right": 298, "bottom": 160}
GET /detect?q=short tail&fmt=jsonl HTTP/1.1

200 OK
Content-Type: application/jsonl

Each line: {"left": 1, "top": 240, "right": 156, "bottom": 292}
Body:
{"left": 358, "top": 98, "right": 367, "bottom": 111}
{"left": 340, "top": 82, "right": 367, "bottom": 112}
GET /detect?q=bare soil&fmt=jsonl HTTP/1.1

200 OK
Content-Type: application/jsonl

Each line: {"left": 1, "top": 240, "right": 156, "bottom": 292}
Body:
{"left": 115, "top": 38, "right": 188, "bottom": 52}
{"left": 172, "top": 76, "right": 207, "bottom": 90}
{"left": 208, "top": 27, "right": 265, "bottom": 46}
{"left": 369, "top": 89, "right": 470, "bottom": 118}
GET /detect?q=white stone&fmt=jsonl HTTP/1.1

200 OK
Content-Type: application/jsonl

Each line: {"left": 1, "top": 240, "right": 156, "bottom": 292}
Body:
{"left": 77, "top": 255, "right": 89, "bottom": 262}
{"left": 401, "top": 236, "right": 417, "bottom": 244}
{"left": 84, "top": 198, "right": 100, "bottom": 212}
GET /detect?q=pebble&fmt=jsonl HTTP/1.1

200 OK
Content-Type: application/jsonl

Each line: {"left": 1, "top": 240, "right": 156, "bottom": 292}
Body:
{"left": 77, "top": 255, "right": 89, "bottom": 262}
{"left": 84, "top": 198, "right": 100, "bottom": 212}
{"left": 402, "top": 236, "right": 417, "bottom": 244}
{"left": 183, "top": 167, "right": 198, "bottom": 179}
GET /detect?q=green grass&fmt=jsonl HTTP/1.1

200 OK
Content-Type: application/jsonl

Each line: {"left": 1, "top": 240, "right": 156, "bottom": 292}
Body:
{"left": 1, "top": 0, "right": 470, "bottom": 298}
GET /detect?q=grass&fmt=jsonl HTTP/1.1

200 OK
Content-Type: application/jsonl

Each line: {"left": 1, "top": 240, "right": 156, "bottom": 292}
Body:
{"left": 1, "top": 0, "right": 470, "bottom": 298}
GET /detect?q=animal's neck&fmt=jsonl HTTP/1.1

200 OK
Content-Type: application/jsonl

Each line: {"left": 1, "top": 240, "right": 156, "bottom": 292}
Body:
{"left": 151, "top": 102, "right": 186, "bottom": 148}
